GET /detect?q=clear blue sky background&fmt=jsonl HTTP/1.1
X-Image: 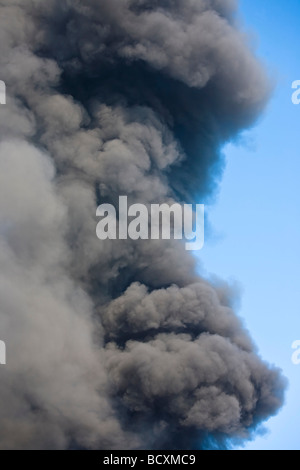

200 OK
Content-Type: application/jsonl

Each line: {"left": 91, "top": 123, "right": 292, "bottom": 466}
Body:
{"left": 199, "top": 0, "right": 300, "bottom": 450}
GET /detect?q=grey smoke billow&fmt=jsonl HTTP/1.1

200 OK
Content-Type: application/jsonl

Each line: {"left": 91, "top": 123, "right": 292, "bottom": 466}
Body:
{"left": 0, "top": 0, "right": 286, "bottom": 449}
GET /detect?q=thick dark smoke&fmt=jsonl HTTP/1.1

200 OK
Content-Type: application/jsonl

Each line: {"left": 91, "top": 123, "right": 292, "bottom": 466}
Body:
{"left": 0, "top": 0, "right": 285, "bottom": 450}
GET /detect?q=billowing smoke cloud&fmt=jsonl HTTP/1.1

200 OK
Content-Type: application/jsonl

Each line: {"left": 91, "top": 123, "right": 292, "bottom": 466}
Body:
{"left": 0, "top": 0, "right": 285, "bottom": 450}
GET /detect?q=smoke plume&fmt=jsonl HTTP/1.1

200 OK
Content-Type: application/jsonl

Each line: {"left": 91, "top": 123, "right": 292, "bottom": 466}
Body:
{"left": 0, "top": 0, "right": 285, "bottom": 449}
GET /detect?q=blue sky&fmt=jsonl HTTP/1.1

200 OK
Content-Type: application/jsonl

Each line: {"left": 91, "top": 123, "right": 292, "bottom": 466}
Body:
{"left": 198, "top": 0, "right": 300, "bottom": 450}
